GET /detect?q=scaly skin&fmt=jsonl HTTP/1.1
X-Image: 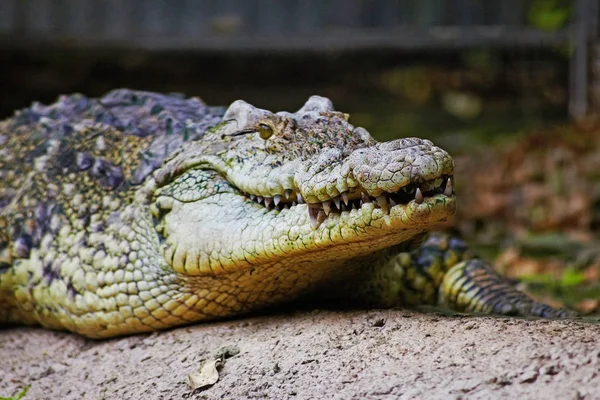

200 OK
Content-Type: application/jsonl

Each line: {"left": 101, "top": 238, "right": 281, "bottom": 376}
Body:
{"left": 0, "top": 90, "right": 571, "bottom": 338}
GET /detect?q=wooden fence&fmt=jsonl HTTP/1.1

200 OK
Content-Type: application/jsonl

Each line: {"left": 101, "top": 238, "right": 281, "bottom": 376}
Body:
{"left": 0, "top": 0, "right": 598, "bottom": 117}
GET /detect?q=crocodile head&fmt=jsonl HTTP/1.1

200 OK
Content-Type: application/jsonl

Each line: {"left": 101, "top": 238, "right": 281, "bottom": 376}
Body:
{"left": 147, "top": 96, "right": 455, "bottom": 286}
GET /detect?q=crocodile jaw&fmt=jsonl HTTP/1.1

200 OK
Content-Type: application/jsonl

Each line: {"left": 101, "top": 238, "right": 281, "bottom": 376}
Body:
{"left": 160, "top": 186, "right": 455, "bottom": 276}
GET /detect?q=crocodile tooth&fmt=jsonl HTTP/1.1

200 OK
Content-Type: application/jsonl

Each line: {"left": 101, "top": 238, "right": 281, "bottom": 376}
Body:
{"left": 361, "top": 192, "right": 371, "bottom": 203}
{"left": 149, "top": 204, "right": 160, "bottom": 218}
{"left": 415, "top": 188, "right": 424, "bottom": 204}
{"left": 291, "top": 201, "right": 297, "bottom": 207}
{"left": 273, "top": 195, "right": 282, "bottom": 206}
{"left": 284, "top": 189, "right": 293, "bottom": 199}
{"left": 333, "top": 196, "right": 341, "bottom": 210}
{"left": 250, "top": 194, "right": 256, "bottom": 201}
{"left": 322, "top": 200, "right": 331, "bottom": 215}
{"left": 389, "top": 198, "right": 397, "bottom": 207}
{"left": 444, "top": 178, "right": 453, "bottom": 196}
{"left": 264, "top": 197, "right": 273, "bottom": 208}
{"left": 297, "top": 194, "right": 305, "bottom": 204}
{"left": 341, "top": 192, "right": 349, "bottom": 206}
{"left": 376, "top": 195, "right": 389, "bottom": 214}
{"left": 256, "top": 196, "right": 264, "bottom": 204}
{"left": 308, "top": 204, "right": 322, "bottom": 229}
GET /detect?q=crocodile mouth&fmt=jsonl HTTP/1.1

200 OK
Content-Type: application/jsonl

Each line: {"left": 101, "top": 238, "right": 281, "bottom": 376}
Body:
{"left": 244, "top": 175, "right": 454, "bottom": 228}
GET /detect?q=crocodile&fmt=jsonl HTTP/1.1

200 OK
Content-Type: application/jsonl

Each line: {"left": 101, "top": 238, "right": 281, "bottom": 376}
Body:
{"left": 0, "top": 89, "right": 572, "bottom": 338}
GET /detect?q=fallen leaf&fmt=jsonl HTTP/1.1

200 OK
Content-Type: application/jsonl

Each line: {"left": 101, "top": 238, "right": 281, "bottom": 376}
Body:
{"left": 187, "top": 358, "right": 222, "bottom": 390}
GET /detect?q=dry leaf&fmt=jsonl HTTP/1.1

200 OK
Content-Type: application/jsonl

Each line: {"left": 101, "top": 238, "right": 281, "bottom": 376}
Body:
{"left": 187, "top": 358, "right": 222, "bottom": 390}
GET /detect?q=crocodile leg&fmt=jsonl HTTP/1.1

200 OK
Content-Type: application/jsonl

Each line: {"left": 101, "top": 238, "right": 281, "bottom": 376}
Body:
{"left": 326, "top": 232, "right": 574, "bottom": 318}
{"left": 439, "top": 258, "right": 575, "bottom": 318}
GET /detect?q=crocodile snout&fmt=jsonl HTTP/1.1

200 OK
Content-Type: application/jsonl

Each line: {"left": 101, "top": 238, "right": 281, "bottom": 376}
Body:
{"left": 292, "top": 137, "right": 455, "bottom": 228}
{"left": 348, "top": 137, "right": 454, "bottom": 196}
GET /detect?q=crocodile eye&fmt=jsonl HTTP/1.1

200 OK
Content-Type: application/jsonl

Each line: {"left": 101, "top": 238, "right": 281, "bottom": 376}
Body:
{"left": 257, "top": 123, "right": 273, "bottom": 140}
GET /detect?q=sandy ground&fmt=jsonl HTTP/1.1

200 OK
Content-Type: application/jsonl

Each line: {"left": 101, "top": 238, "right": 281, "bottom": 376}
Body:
{"left": 1, "top": 309, "right": 599, "bottom": 400}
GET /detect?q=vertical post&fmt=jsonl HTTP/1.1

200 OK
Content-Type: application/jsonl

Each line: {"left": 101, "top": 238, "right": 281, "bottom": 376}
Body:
{"left": 569, "top": 0, "right": 589, "bottom": 119}
{"left": 588, "top": 0, "right": 600, "bottom": 113}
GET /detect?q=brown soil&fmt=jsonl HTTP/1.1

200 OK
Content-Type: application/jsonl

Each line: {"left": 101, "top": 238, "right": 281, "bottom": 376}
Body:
{"left": 1, "top": 309, "right": 599, "bottom": 400}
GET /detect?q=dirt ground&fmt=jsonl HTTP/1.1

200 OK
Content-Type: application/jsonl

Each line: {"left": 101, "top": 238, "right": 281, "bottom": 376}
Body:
{"left": 1, "top": 309, "right": 599, "bottom": 400}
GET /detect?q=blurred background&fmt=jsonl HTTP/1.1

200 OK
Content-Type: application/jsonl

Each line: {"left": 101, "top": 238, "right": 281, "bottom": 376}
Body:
{"left": 2, "top": 0, "right": 600, "bottom": 313}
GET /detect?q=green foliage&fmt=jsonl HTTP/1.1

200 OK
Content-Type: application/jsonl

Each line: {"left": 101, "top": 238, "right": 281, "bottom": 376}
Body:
{"left": 0, "top": 386, "right": 30, "bottom": 400}
{"left": 559, "top": 266, "right": 586, "bottom": 287}
{"left": 519, "top": 266, "right": 585, "bottom": 288}
{"left": 528, "top": 0, "right": 571, "bottom": 31}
